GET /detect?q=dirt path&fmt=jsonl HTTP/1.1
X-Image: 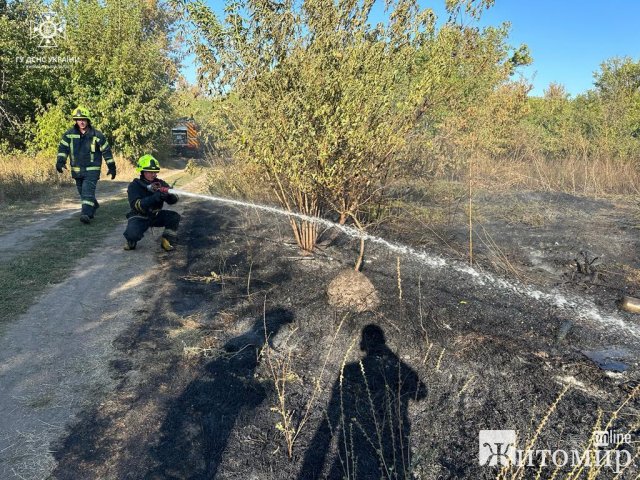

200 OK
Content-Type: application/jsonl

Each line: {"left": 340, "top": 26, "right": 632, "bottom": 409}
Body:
{"left": 0, "top": 176, "right": 195, "bottom": 480}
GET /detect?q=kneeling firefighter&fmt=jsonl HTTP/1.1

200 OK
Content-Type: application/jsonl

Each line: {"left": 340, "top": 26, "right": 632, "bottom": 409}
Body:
{"left": 123, "top": 154, "right": 180, "bottom": 251}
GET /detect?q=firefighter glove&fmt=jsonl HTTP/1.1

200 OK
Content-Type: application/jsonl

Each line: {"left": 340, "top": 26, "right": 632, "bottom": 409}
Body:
{"left": 108, "top": 166, "right": 117, "bottom": 180}
{"left": 56, "top": 164, "right": 65, "bottom": 173}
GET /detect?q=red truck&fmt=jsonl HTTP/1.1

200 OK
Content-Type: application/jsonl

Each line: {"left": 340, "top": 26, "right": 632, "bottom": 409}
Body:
{"left": 171, "top": 118, "right": 201, "bottom": 157}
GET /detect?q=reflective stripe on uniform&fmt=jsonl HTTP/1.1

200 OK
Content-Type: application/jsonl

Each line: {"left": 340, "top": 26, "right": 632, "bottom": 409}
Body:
{"left": 135, "top": 199, "right": 144, "bottom": 213}
{"left": 82, "top": 200, "right": 95, "bottom": 206}
{"left": 105, "top": 158, "right": 115, "bottom": 164}
{"left": 71, "top": 167, "right": 81, "bottom": 172}
{"left": 60, "top": 139, "right": 69, "bottom": 147}
{"left": 86, "top": 166, "right": 101, "bottom": 171}
{"left": 67, "top": 134, "right": 80, "bottom": 138}
{"left": 102, "top": 140, "right": 109, "bottom": 150}
{"left": 57, "top": 152, "right": 67, "bottom": 158}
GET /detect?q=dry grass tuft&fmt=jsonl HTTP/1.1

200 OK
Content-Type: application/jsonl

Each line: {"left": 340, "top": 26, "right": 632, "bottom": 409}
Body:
{"left": 0, "top": 152, "right": 136, "bottom": 203}
{"left": 470, "top": 155, "right": 640, "bottom": 197}
{"left": 205, "top": 160, "right": 274, "bottom": 202}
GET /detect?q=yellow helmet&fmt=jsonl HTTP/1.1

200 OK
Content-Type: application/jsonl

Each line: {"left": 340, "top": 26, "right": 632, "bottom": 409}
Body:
{"left": 136, "top": 154, "right": 161, "bottom": 173}
{"left": 72, "top": 106, "right": 91, "bottom": 122}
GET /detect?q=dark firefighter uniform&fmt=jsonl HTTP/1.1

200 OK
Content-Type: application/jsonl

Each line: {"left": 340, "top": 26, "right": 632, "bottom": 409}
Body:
{"left": 123, "top": 177, "right": 180, "bottom": 250}
{"left": 56, "top": 107, "right": 115, "bottom": 221}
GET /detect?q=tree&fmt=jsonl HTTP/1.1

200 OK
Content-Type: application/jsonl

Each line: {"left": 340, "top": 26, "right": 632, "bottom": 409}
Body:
{"left": 415, "top": 21, "right": 531, "bottom": 175}
{"left": 0, "top": 0, "right": 63, "bottom": 150}
{"left": 183, "top": 0, "right": 525, "bottom": 252}
{"left": 28, "top": 0, "right": 180, "bottom": 159}
{"left": 524, "top": 83, "right": 574, "bottom": 159}
{"left": 592, "top": 57, "right": 640, "bottom": 159}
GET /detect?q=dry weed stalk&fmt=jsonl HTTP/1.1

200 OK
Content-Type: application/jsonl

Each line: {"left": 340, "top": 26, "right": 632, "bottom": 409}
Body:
{"left": 418, "top": 273, "right": 423, "bottom": 324}
{"left": 435, "top": 347, "right": 446, "bottom": 372}
{"left": 468, "top": 154, "right": 474, "bottom": 265}
{"left": 497, "top": 384, "right": 570, "bottom": 480}
{"left": 342, "top": 347, "right": 418, "bottom": 478}
{"left": 263, "top": 305, "right": 349, "bottom": 459}
{"left": 181, "top": 271, "right": 224, "bottom": 284}
{"left": 497, "top": 383, "right": 640, "bottom": 480}
{"left": 182, "top": 344, "right": 217, "bottom": 358}
{"left": 334, "top": 343, "right": 398, "bottom": 479}
{"left": 246, "top": 259, "right": 253, "bottom": 297}
{"left": 359, "top": 359, "right": 392, "bottom": 476}
{"left": 611, "top": 449, "right": 640, "bottom": 480}
{"left": 422, "top": 342, "right": 433, "bottom": 365}
{"left": 477, "top": 224, "right": 525, "bottom": 281}
{"left": 457, "top": 375, "right": 475, "bottom": 398}
{"left": 566, "top": 383, "right": 640, "bottom": 480}
{"left": 336, "top": 337, "right": 358, "bottom": 478}
{"left": 396, "top": 257, "right": 403, "bottom": 301}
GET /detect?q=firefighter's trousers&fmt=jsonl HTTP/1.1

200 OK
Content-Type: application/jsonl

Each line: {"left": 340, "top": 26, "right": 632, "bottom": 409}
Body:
{"left": 74, "top": 171, "right": 101, "bottom": 217}
{"left": 123, "top": 210, "right": 181, "bottom": 243}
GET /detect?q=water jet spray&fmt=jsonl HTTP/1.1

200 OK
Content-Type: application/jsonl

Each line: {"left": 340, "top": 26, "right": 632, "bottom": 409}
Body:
{"left": 169, "top": 189, "right": 640, "bottom": 338}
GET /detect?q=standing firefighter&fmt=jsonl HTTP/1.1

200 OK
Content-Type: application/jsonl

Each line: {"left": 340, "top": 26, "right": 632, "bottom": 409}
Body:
{"left": 123, "top": 154, "right": 180, "bottom": 251}
{"left": 56, "top": 106, "right": 116, "bottom": 223}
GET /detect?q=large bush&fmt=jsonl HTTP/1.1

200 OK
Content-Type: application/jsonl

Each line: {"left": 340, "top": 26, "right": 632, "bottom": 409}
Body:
{"left": 185, "top": 0, "right": 529, "bottom": 251}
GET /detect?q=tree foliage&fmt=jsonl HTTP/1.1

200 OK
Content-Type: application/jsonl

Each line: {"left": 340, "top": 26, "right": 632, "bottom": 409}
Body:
{"left": 412, "top": 22, "right": 531, "bottom": 175}
{"left": 1, "top": 0, "right": 180, "bottom": 158}
{"left": 64, "top": 0, "right": 179, "bottom": 158}
{"left": 593, "top": 57, "right": 640, "bottom": 156}
{"left": 0, "top": 0, "right": 62, "bottom": 150}
{"left": 184, "top": 0, "right": 527, "bottom": 251}
{"left": 523, "top": 57, "right": 640, "bottom": 169}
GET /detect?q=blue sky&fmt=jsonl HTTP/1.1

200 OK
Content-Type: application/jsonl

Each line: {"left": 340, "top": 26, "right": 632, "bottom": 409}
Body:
{"left": 478, "top": 0, "right": 640, "bottom": 96}
{"left": 185, "top": 0, "right": 640, "bottom": 97}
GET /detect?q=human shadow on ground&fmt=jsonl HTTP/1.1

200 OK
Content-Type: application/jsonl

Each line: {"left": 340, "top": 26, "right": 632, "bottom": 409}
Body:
{"left": 148, "top": 307, "right": 294, "bottom": 479}
{"left": 299, "top": 324, "right": 426, "bottom": 480}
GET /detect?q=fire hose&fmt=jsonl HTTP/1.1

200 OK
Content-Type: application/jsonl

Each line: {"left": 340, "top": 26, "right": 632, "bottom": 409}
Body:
{"left": 146, "top": 182, "right": 175, "bottom": 196}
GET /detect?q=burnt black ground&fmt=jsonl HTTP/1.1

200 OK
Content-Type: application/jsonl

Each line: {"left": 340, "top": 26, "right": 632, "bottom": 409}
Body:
{"left": 51, "top": 192, "right": 640, "bottom": 479}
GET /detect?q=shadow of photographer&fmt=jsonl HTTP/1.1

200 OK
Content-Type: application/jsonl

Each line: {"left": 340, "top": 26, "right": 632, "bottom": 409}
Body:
{"left": 299, "top": 324, "right": 426, "bottom": 479}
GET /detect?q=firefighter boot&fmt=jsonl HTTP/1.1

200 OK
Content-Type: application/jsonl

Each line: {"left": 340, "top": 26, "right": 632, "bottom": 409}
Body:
{"left": 79, "top": 214, "right": 91, "bottom": 224}
{"left": 124, "top": 240, "right": 137, "bottom": 251}
{"left": 89, "top": 201, "right": 100, "bottom": 219}
{"left": 161, "top": 237, "right": 174, "bottom": 252}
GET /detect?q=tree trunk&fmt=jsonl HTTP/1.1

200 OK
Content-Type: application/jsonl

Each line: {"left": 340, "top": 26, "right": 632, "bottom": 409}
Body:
{"left": 287, "top": 191, "right": 320, "bottom": 253}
